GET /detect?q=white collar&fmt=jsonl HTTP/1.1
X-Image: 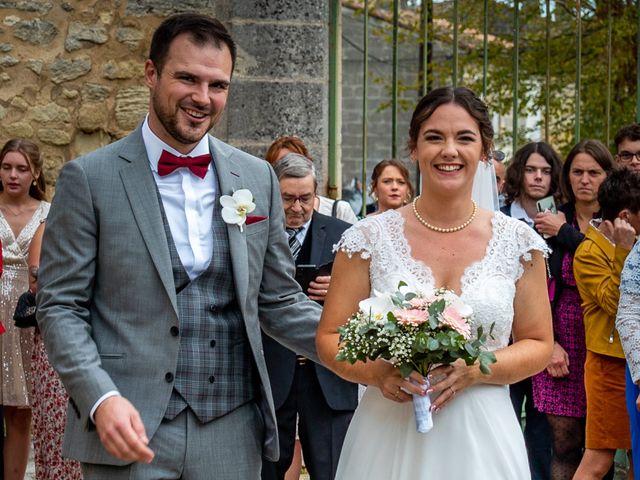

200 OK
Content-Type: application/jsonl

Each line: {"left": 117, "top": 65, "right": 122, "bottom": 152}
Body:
{"left": 509, "top": 200, "right": 535, "bottom": 227}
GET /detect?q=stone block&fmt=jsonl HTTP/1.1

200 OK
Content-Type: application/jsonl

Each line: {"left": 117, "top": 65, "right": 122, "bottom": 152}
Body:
{"left": 116, "top": 27, "right": 144, "bottom": 48}
{"left": 62, "top": 88, "right": 78, "bottom": 99}
{"left": 82, "top": 83, "right": 111, "bottom": 102}
{"left": 0, "top": 0, "right": 53, "bottom": 15}
{"left": 78, "top": 103, "right": 108, "bottom": 132}
{"left": 5, "top": 121, "right": 33, "bottom": 138}
{"left": 0, "top": 43, "right": 11, "bottom": 52}
{"left": 232, "top": 23, "right": 326, "bottom": 79}
{"left": 65, "top": 21, "right": 109, "bottom": 52}
{"left": 41, "top": 149, "right": 65, "bottom": 186}
{"left": 3, "top": 16, "right": 19, "bottom": 27}
{"left": 13, "top": 18, "right": 57, "bottom": 44}
{"left": 30, "top": 102, "right": 71, "bottom": 123}
{"left": 231, "top": 1, "right": 325, "bottom": 21}
{"left": 0, "top": 54, "right": 17, "bottom": 66}
{"left": 72, "top": 130, "right": 111, "bottom": 157}
{"left": 102, "top": 60, "right": 142, "bottom": 80}
{"left": 125, "top": 0, "right": 221, "bottom": 17}
{"left": 37, "top": 127, "right": 72, "bottom": 145}
{"left": 0, "top": 104, "right": 6, "bottom": 119}
{"left": 115, "top": 86, "right": 147, "bottom": 131}
{"left": 10, "top": 96, "right": 28, "bottom": 110}
{"left": 49, "top": 55, "right": 92, "bottom": 84}
{"left": 25, "top": 59, "right": 43, "bottom": 75}
{"left": 227, "top": 81, "right": 323, "bottom": 144}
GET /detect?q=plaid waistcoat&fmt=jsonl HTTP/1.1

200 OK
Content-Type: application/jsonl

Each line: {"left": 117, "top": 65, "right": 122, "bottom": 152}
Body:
{"left": 159, "top": 185, "right": 258, "bottom": 423}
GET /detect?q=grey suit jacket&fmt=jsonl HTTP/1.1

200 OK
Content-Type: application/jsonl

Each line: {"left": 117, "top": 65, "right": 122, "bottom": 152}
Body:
{"left": 36, "top": 126, "right": 322, "bottom": 465}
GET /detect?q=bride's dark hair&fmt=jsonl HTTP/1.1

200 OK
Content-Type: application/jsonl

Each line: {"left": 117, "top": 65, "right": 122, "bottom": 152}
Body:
{"left": 407, "top": 86, "right": 494, "bottom": 159}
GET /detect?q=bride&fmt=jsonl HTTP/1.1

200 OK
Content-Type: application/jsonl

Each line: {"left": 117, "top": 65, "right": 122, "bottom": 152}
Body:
{"left": 316, "top": 86, "right": 553, "bottom": 479}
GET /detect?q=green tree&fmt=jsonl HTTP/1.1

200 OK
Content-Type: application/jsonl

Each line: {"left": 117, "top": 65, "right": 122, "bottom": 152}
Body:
{"left": 353, "top": 0, "right": 640, "bottom": 155}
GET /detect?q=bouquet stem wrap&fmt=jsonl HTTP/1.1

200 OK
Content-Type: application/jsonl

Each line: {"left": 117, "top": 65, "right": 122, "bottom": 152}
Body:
{"left": 412, "top": 379, "right": 433, "bottom": 433}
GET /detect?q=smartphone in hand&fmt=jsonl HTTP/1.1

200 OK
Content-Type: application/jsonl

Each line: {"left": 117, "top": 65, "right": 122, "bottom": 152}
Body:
{"left": 536, "top": 196, "right": 557, "bottom": 214}
{"left": 295, "top": 264, "right": 318, "bottom": 293}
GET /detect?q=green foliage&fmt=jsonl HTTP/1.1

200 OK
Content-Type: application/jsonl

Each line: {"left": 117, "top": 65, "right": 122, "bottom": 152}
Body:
{"left": 354, "top": 0, "right": 639, "bottom": 155}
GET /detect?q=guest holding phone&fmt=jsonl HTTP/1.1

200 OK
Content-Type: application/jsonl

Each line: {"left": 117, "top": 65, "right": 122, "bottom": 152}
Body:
{"left": 261, "top": 154, "right": 357, "bottom": 480}
{"left": 533, "top": 140, "right": 614, "bottom": 479}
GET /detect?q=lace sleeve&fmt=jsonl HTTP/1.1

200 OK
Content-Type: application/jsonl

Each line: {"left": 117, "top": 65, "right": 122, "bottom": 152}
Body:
{"left": 515, "top": 221, "right": 549, "bottom": 261}
{"left": 617, "top": 246, "right": 640, "bottom": 383}
{"left": 502, "top": 216, "right": 550, "bottom": 282}
{"left": 333, "top": 217, "right": 381, "bottom": 260}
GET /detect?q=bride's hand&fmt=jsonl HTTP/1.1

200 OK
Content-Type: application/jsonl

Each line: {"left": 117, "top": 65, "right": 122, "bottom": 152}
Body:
{"left": 372, "top": 360, "right": 427, "bottom": 403}
{"left": 427, "top": 359, "right": 481, "bottom": 412}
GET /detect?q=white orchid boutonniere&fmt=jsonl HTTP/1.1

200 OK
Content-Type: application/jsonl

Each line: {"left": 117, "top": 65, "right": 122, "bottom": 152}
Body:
{"left": 220, "top": 189, "right": 256, "bottom": 232}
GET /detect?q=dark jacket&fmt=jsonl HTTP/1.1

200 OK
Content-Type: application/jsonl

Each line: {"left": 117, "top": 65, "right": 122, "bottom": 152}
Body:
{"left": 262, "top": 211, "right": 358, "bottom": 411}
{"left": 546, "top": 202, "right": 585, "bottom": 305}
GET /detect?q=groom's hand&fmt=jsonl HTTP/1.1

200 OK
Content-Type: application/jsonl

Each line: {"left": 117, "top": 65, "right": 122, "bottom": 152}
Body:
{"left": 95, "top": 396, "right": 155, "bottom": 463}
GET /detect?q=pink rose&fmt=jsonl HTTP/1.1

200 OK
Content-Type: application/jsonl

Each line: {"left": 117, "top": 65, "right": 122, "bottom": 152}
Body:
{"left": 394, "top": 308, "right": 428, "bottom": 326}
{"left": 408, "top": 297, "right": 429, "bottom": 309}
{"left": 440, "top": 306, "right": 471, "bottom": 339}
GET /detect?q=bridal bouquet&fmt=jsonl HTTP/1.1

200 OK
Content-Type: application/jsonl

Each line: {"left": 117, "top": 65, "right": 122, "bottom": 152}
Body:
{"left": 336, "top": 281, "right": 496, "bottom": 433}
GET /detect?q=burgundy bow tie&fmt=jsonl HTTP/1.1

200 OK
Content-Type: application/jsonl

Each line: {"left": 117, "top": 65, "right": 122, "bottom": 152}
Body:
{"left": 157, "top": 150, "right": 211, "bottom": 179}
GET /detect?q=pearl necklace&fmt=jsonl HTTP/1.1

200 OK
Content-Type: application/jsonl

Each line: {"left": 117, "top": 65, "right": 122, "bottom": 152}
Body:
{"left": 412, "top": 197, "right": 477, "bottom": 233}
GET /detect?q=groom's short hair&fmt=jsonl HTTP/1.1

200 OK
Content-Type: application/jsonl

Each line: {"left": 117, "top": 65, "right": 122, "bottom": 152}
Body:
{"left": 149, "top": 13, "right": 237, "bottom": 75}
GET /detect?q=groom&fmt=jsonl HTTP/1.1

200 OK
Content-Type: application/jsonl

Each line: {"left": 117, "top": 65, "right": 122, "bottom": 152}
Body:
{"left": 36, "top": 13, "right": 322, "bottom": 479}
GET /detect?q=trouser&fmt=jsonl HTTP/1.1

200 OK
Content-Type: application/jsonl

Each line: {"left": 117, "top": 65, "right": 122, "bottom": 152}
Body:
{"left": 627, "top": 365, "right": 640, "bottom": 480}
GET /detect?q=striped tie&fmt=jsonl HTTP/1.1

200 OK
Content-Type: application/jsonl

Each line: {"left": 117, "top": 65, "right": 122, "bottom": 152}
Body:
{"left": 286, "top": 228, "right": 302, "bottom": 261}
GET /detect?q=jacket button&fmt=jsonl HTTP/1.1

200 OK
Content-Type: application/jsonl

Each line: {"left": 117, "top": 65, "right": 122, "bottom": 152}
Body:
{"left": 209, "top": 375, "right": 215, "bottom": 383}
{"left": 209, "top": 304, "right": 218, "bottom": 312}
{"left": 170, "top": 326, "right": 179, "bottom": 337}
{"left": 210, "top": 339, "right": 216, "bottom": 348}
{"left": 165, "top": 372, "right": 174, "bottom": 383}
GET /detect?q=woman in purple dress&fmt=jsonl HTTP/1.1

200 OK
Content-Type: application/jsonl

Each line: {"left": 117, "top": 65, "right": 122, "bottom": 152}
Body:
{"left": 533, "top": 141, "right": 614, "bottom": 479}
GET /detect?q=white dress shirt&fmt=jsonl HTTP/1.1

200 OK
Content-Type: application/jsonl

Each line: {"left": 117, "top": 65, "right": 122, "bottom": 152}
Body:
{"left": 510, "top": 200, "right": 535, "bottom": 227}
{"left": 293, "top": 218, "right": 311, "bottom": 247}
{"left": 142, "top": 117, "right": 215, "bottom": 280}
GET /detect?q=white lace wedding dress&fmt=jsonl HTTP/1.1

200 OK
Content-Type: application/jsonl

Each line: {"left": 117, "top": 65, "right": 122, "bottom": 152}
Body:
{"left": 334, "top": 209, "right": 547, "bottom": 479}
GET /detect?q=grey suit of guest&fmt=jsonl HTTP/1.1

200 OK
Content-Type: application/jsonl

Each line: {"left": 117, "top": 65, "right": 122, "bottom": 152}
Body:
{"left": 36, "top": 126, "right": 322, "bottom": 467}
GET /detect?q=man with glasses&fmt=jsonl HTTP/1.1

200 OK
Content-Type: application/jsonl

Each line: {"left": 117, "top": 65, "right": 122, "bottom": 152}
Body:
{"left": 615, "top": 123, "right": 640, "bottom": 172}
{"left": 262, "top": 153, "right": 357, "bottom": 480}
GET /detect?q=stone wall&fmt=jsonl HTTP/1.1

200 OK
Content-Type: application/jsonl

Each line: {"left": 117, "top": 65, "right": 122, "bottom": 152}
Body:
{"left": 0, "top": 1, "right": 329, "bottom": 190}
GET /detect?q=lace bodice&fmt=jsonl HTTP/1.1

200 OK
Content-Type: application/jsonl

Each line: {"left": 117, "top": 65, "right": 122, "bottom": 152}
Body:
{"left": 336, "top": 210, "right": 548, "bottom": 351}
{"left": 617, "top": 242, "right": 640, "bottom": 383}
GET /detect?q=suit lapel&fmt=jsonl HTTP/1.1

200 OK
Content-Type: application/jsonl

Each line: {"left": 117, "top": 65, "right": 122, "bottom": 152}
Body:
{"left": 210, "top": 137, "right": 249, "bottom": 310}
{"left": 309, "top": 212, "right": 327, "bottom": 266}
{"left": 119, "top": 128, "right": 178, "bottom": 313}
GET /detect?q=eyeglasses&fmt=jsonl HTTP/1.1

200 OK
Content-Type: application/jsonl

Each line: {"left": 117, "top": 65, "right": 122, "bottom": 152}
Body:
{"left": 617, "top": 151, "right": 640, "bottom": 163}
{"left": 282, "top": 194, "right": 315, "bottom": 206}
